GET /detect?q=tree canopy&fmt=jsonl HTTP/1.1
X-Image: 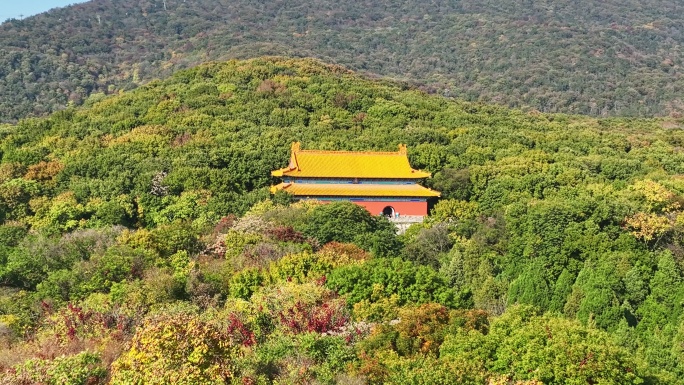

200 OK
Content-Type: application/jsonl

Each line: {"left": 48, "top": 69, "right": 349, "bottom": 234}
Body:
{"left": 0, "top": 58, "right": 683, "bottom": 383}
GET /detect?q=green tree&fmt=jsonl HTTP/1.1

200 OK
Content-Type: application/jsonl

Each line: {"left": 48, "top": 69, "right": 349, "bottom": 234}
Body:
{"left": 441, "top": 305, "right": 646, "bottom": 384}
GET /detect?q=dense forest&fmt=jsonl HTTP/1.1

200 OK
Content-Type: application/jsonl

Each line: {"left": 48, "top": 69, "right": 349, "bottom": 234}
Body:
{"left": 1, "top": 58, "right": 684, "bottom": 383}
{"left": 2, "top": 0, "right": 684, "bottom": 122}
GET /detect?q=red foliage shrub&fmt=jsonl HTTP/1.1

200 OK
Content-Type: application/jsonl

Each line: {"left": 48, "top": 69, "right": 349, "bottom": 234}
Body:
{"left": 278, "top": 298, "right": 349, "bottom": 334}
{"left": 43, "top": 302, "right": 139, "bottom": 350}
{"left": 267, "top": 225, "right": 306, "bottom": 243}
{"left": 18, "top": 302, "right": 141, "bottom": 369}
{"left": 227, "top": 313, "right": 256, "bottom": 347}
{"left": 213, "top": 215, "right": 237, "bottom": 235}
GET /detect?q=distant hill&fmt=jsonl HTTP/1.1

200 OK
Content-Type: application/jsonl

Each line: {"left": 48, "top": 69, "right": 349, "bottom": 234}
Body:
{"left": 1, "top": 0, "right": 683, "bottom": 122}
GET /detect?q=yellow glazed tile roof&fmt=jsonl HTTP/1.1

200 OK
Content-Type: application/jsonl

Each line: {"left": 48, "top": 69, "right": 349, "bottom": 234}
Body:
{"left": 270, "top": 182, "right": 440, "bottom": 197}
{"left": 271, "top": 142, "right": 432, "bottom": 179}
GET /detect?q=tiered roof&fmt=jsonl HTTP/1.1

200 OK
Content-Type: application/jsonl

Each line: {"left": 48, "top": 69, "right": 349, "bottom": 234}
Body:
{"left": 271, "top": 142, "right": 432, "bottom": 179}
{"left": 270, "top": 142, "right": 439, "bottom": 198}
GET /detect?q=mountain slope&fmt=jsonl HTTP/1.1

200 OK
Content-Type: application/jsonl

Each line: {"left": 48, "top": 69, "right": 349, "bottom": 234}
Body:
{"left": 1, "top": 0, "right": 684, "bottom": 122}
{"left": 1, "top": 58, "right": 684, "bottom": 381}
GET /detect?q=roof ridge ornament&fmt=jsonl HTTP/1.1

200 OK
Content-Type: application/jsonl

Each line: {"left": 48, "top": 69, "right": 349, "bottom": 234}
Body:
{"left": 398, "top": 143, "right": 407, "bottom": 155}
{"left": 289, "top": 141, "right": 301, "bottom": 170}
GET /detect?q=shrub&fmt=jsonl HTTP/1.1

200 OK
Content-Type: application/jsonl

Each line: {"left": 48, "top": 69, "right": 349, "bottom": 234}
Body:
{"left": 0, "top": 223, "right": 28, "bottom": 247}
{"left": 449, "top": 309, "right": 490, "bottom": 334}
{"left": 402, "top": 223, "right": 453, "bottom": 268}
{"left": 72, "top": 246, "right": 150, "bottom": 298}
{"left": 3, "top": 228, "right": 122, "bottom": 290}
{"left": 6, "top": 351, "right": 107, "bottom": 385}
{"left": 222, "top": 230, "right": 263, "bottom": 262}
{"left": 327, "top": 258, "right": 470, "bottom": 309}
{"left": 149, "top": 221, "right": 202, "bottom": 257}
{"left": 299, "top": 202, "right": 375, "bottom": 245}
{"left": 251, "top": 281, "right": 347, "bottom": 335}
{"left": 298, "top": 333, "right": 357, "bottom": 383}
{"left": 266, "top": 225, "right": 307, "bottom": 243}
{"left": 394, "top": 303, "right": 451, "bottom": 356}
{"left": 110, "top": 312, "right": 239, "bottom": 384}
{"left": 278, "top": 297, "right": 349, "bottom": 335}
{"left": 188, "top": 257, "right": 232, "bottom": 301}
{"left": 229, "top": 268, "right": 264, "bottom": 300}
{"left": 439, "top": 305, "right": 646, "bottom": 384}
{"left": 379, "top": 354, "right": 486, "bottom": 385}
{"left": 316, "top": 242, "right": 370, "bottom": 267}
{"left": 356, "top": 303, "right": 454, "bottom": 359}
{"left": 353, "top": 289, "right": 401, "bottom": 322}
{"left": 37, "top": 302, "right": 131, "bottom": 346}
{"left": 267, "top": 252, "right": 332, "bottom": 284}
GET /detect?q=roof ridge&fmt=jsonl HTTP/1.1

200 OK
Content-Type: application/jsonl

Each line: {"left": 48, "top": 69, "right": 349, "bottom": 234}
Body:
{"left": 292, "top": 142, "right": 408, "bottom": 156}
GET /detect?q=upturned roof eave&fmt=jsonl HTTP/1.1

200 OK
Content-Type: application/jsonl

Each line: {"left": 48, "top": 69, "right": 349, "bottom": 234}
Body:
{"left": 270, "top": 182, "right": 440, "bottom": 197}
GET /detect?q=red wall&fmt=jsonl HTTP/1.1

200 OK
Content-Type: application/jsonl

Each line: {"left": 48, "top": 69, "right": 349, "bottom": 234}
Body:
{"left": 353, "top": 200, "right": 427, "bottom": 216}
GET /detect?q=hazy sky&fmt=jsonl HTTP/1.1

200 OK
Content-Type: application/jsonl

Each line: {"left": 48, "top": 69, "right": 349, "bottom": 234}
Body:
{"left": 0, "top": 0, "right": 90, "bottom": 22}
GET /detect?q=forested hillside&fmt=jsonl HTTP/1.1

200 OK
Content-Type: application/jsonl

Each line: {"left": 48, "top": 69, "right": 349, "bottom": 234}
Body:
{"left": 1, "top": 58, "right": 684, "bottom": 383}
{"left": 2, "top": 0, "right": 684, "bottom": 122}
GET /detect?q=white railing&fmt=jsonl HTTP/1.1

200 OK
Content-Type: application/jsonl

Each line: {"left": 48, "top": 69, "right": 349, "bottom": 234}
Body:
{"left": 387, "top": 215, "right": 424, "bottom": 223}
{"left": 384, "top": 215, "right": 424, "bottom": 234}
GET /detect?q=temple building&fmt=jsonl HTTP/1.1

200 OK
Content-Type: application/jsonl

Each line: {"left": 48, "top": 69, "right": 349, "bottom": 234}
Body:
{"left": 270, "top": 142, "right": 440, "bottom": 217}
